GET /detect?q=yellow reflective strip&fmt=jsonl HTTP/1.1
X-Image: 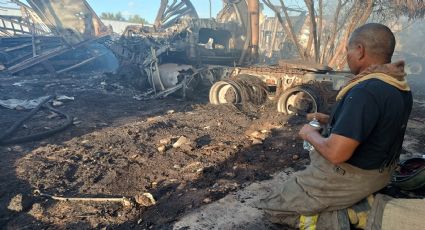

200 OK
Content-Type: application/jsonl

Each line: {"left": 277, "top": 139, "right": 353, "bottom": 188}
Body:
{"left": 299, "top": 215, "right": 318, "bottom": 230}
{"left": 310, "top": 215, "right": 318, "bottom": 230}
{"left": 357, "top": 211, "right": 368, "bottom": 229}
{"left": 299, "top": 215, "right": 306, "bottom": 230}
{"left": 348, "top": 208, "right": 359, "bottom": 224}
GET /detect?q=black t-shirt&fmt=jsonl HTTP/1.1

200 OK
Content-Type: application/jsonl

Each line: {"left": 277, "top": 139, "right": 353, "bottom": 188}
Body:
{"left": 328, "top": 78, "right": 413, "bottom": 170}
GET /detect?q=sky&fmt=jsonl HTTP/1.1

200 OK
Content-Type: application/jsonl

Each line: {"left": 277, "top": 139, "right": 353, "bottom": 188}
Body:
{"left": 2, "top": 0, "right": 305, "bottom": 23}
{"left": 86, "top": 0, "right": 305, "bottom": 23}
{"left": 86, "top": 0, "right": 224, "bottom": 23}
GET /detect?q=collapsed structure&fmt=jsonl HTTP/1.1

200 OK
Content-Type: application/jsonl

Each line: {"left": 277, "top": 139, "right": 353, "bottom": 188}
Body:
{"left": 109, "top": 0, "right": 352, "bottom": 114}
{"left": 0, "top": 0, "right": 117, "bottom": 76}
{"left": 0, "top": 0, "right": 375, "bottom": 114}
{"left": 0, "top": 1, "right": 424, "bottom": 228}
{"left": 1, "top": 0, "right": 424, "bottom": 115}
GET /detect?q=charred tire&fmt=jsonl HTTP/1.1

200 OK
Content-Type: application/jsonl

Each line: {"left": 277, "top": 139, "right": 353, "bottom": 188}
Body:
{"left": 277, "top": 85, "right": 322, "bottom": 115}
{"left": 235, "top": 74, "right": 268, "bottom": 105}
{"left": 209, "top": 81, "right": 241, "bottom": 105}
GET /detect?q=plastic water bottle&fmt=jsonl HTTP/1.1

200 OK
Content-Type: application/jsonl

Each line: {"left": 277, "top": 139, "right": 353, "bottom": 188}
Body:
{"left": 303, "top": 118, "right": 321, "bottom": 152}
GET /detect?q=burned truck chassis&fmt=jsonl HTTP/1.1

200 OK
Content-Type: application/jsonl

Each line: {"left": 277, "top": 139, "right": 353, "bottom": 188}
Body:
{"left": 209, "top": 63, "right": 351, "bottom": 114}
{"left": 113, "top": 25, "right": 351, "bottom": 113}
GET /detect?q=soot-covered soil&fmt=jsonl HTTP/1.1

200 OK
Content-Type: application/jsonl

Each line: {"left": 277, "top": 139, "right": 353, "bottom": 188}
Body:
{"left": 1, "top": 72, "right": 424, "bottom": 229}
{"left": 0, "top": 73, "right": 309, "bottom": 229}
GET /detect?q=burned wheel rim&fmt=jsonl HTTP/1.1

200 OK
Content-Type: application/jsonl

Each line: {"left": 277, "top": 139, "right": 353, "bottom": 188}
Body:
{"left": 277, "top": 86, "right": 321, "bottom": 115}
{"left": 209, "top": 81, "right": 241, "bottom": 105}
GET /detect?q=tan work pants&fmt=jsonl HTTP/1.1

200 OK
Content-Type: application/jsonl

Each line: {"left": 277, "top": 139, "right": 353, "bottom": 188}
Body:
{"left": 254, "top": 150, "right": 393, "bottom": 229}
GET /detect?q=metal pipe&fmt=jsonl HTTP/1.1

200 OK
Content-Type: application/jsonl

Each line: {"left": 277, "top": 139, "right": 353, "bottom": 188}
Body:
{"left": 247, "top": 0, "right": 259, "bottom": 61}
{"left": 33, "top": 190, "right": 133, "bottom": 207}
{"left": 209, "top": 0, "right": 212, "bottom": 18}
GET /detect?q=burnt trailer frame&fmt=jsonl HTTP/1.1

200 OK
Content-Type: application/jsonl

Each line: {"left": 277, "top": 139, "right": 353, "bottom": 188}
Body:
{"left": 0, "top": 0, "right": 115, "bottom": 76}
{"left": 209, "top": 60, "right": 352, "bottom": 114}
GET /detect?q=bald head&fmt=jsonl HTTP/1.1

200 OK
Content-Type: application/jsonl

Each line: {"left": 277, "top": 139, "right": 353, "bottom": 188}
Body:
{"left": 348, "top": 23, "right": 396, "bottom": 63}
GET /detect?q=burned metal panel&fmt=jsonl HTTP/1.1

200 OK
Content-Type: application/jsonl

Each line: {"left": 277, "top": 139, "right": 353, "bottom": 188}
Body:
{"left": 26, "top": 0, "right": 108, "bottom": 44}
{"left": 0, "top": 0, "right": 118, "bottom": 76}
{"left": 0, "top": 36, "right": 64, "bottom": 67}
{"left": 0, "top": 4, "right": 51, "bottom": 37}
{"left": 0, "top": 15, "right": 30, "bottom": 36}
{"left": 1, "top": 35, "right": 118, "bottom": 75}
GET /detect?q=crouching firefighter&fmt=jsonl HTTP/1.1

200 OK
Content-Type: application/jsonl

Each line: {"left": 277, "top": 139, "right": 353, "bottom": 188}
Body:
{"left": 254, "top": 23, "right": 413, "bottom": 229}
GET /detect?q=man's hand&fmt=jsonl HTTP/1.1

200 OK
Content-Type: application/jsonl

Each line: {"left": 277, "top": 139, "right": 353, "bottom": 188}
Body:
{"left": 300, "top": 124, "right": 360, "bottom": 164}
{"left": 299, "top": 124, "right": 320, "bottom": 141}
{"left": 306, "top": 112, "right": 330, "bottom": 124}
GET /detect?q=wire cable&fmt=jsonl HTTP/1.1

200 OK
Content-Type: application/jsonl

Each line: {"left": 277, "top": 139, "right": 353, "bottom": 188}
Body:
{"left": 0, "top": 96, "right": 73, "bottom": 145}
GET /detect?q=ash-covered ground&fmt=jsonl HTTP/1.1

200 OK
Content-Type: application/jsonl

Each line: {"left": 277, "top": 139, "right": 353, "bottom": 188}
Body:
{"left": 0, "top": 72, "right": 424, "bottom": 229}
